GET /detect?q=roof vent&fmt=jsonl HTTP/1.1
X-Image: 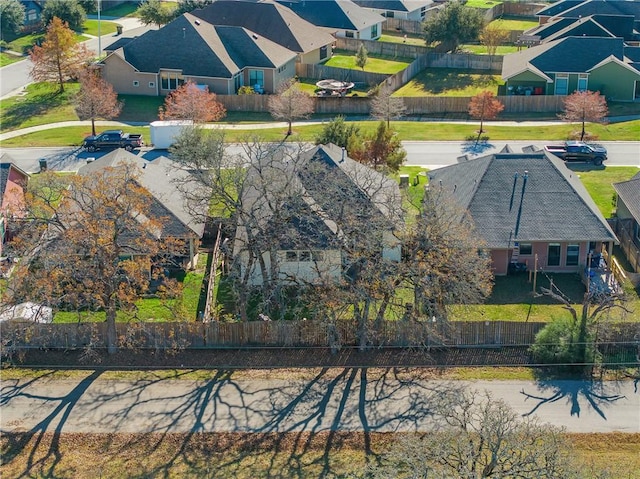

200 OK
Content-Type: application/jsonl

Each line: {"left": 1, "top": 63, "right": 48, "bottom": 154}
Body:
{"left": 195, "top": 20, "right": 201, "bottom": 25}
{"left": 252, "top": 34, "right": 258, "bottom": 40}
{"left": 183, "top": 28, "right": 186, "bottom": 38}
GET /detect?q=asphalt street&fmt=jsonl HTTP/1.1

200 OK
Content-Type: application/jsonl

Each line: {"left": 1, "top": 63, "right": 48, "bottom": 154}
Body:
{"left": 1, "top": 375, "right": 638, "bottom": 434}
{"left": 1, "top": 139, "right": 638, "bottom": 175}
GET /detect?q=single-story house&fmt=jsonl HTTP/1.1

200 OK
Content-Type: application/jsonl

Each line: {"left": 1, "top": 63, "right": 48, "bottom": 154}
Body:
{"left": 353, "top": 0, "right": 438, "bottom": 21}
{"left": 234, "top": 143, "right": 402, "bottom": 286}
{"left": 78, "top": 149, "right": 207, "bottom": 269}
{"left": 19, "top": 1, "right": 44, "bottom": 33}
{"left": 502, "top": 36, "right": 640, "bottom": 101}
{"left": 100, "top": 12, "right": 298, "bottom": 95}
{"left": 277, "top": 0, "right": 385, "bottom": 40}
{"left": 522, "top": 14, "right": 638, "bottom": 45}
{"left": 613, "top": 171, "right": 640, "bottom": 273}
{"left": 190, "top": 0, "right": 336, "bottom": 65}
{"left": 427, "top": 149, "right": 618, "bottom": 276}
{"left": 0, "top": 155, "right": 29, "bottom": 258}
{"left": 536, "top": 0, "right": 640, "bottom": 29}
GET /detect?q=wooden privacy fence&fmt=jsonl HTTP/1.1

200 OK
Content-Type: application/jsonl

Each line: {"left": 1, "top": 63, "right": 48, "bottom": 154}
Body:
{"left": 295, "top": 63, "right": 388, "bottom": 87}
{"left": 1, "top": 320, "right": 546, "bottom": 350}
{"left": 218, "top": 94, "right": 565, "bottom": 116}
{"left": 3, "top": 320, "right": 637, "bottom": 351}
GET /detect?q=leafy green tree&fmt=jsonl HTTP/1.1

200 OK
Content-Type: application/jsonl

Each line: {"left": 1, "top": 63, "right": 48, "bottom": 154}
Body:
{"left": 137, "top": 0, "right": 175, "bottom": 28}
{"left": 0, "top": 0, "right": 25, "bottom": 41}
{"left": 422, "top": 0, "right": 483, "bottom": 52}
{"left": 42, "top": 0, "right": 86, "bottom": 32}
{"left": 355, "top": 43, "right": 368, "bottom": 70}
{"left": 78, "top": 0, "right": 97, "bottom": 14}
{"left": 314, "top": 115, "right": 360, "bottom": 148}
{"left": 176, "top": 0, "right": 214, "bottom": 15}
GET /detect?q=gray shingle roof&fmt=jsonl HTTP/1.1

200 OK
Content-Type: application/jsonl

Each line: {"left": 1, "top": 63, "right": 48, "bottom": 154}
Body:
{"left": 192, "top": 0, "right": 335, "bottom": 53}
{"left": 116, "top": 13, "right": 296, "bottom": 79}
{"left": 613, "top": 172, "right": 640, "bottom": 222}
{"left": 277, "top": 0, "right": 384, "bottom": 31}
{"left": 353, "top": 0, "right": 433, "bottom": 13}
{"left": 527, "top": 14, "right": 635, "bottom": 43}
{"left": 502, "top": 36, "right": 628, "bottom": 79}
{"left": 77, "top": 150, "right": 206, "bottom": 238}
{"left": 536, "top": 0, "right": 585, "bottom": 17}
{"left": 427, "top": 151, "right": 617, "bottom": 249}
{"left": 553, "top": 0, "right": 640, "bottom": 20}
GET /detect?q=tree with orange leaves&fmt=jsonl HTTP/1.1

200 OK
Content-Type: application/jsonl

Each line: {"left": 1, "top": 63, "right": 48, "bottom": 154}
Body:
{"left": 75, "top": 69, "right": 123, "bottom": 136}
{"left": 158, "top": 81, "right": 226, "bottom": 123}
{"left": 5, "top": 165, "right": 182, "bottom": 354}
{"left": 468, "top": 90, "right": 504, "bottom": 144}
{"left": 29, "top": 16, "right": 93, "bottom": 93}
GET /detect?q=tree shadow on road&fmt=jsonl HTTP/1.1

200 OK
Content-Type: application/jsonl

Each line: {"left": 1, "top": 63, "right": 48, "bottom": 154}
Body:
{"left": 0, "top": 370, "right": 103, "bottom": 478}
{"left": 520, "top": 373, "right": 627, "bottom": 419}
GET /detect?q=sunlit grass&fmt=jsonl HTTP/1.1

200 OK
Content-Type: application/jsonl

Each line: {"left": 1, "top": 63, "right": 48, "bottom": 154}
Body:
{"left": 324, "top": 49, "right": 412, "bottom": 74}
{"left": 394, "top": 68, "right": 504, "bottom": 97}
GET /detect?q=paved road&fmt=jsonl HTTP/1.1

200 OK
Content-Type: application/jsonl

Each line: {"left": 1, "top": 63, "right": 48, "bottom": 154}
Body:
{"left": 0, "top": 17, "right": 150, "bottom": 98}
{"left": 1, "top": 139, "right": 638, "bottom": 174}
{"left": 1, "top": 375, "right": 638, "bottom": 433}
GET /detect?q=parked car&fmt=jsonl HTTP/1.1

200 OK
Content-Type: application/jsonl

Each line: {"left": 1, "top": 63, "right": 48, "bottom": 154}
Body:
{"left": 544, "top": 141, "right": 607, "bottom": 165}
{"left": 83, "top": 130, "right": 144, "bottom": 152}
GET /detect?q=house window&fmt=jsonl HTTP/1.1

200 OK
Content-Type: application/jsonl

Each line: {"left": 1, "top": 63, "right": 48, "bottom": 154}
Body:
{"left": 299, "top": 251, "right": 311, "bottom": 262}
{"left": 385, "top": 11, "right": 395, "bottom": 18}
{"left": 160, "top": 71, "right": 184, "bottom": 91}
{"left": 133, "top": 80, "right": 139, "bottom": 87}
{"left": 319, "top": 45, "right": 327, "bottom": 60}
{"left": 547, "top": 243, "right": 561, "bottom": 266}
{"left": 285, "top": 251, "right": 297, "bottom": 262}
{"left": 149, "top": 82, "right": 155, "bottom": 88}
{"left": 555, "top": 74, "right": 568, "bottom": 95}
{"left": 27, "top": 9, "right": 37, "bottom": 21}
{"left": 249, "top": 69, "right": 264, "bottom": 88}
{"left": 577, "top": 74, "right": 588, "bottom": 92}
{"left": 566, "top": 244, "right": 579, "bottom": 266}
{"left": 371, "top": 24, "right": 378, "bottom": 38}
{"left": 345, "top": 31, "right": 354, "bottom": 38}
{"left": 519, "top": 243, "right": 532, "bottom": 255}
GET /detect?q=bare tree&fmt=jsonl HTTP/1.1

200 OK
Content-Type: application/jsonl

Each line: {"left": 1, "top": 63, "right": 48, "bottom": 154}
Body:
{"left": 29, "top": 16, "right": 93, "bottom": 93}
{"left": 159, "top": 80, "right": 226, "bottom": 123}
{"left": 370, "top": 388, "right": 586, "bottom": 479}
{"left": 75, "top": 69, "right": 123, "bottom": 136}
{"left": 479, "top": 24, "right": 509, "bottom": 57}
{"left": 369, "top": 83, "right": 405, "bottom": 127}
{"left": 268, "top": 79, "right": 314, "bottom": 136}
{"left": 468, "top": 90, "right": 504, "bottom": 144}
{"left": 560, "top": 90, "right": 608, "bottom": 141}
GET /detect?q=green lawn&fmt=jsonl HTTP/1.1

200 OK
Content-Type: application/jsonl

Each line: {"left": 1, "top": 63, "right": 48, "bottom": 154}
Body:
{"left": 324, "top": 49, "right": 412, "bottom": 74}
{"left": 82, "top": 19, "right": 120, "bottom": 36}
{"left": 465, "top": 0, "right": 502, "bottom": 8}
{"left": 489, "top": 17, "right": 539, "bottom": 31}
{"left": 101, "top": 2, "right": 141, "bottom": 17}
{"left": 4, "top": 121, "right": 640, "bottom": 147}
{"left": 53, "top": 256, "right": 207, "bottom": 323}
{"left": 460, "top": 44, "right": 520, "bottom": 55}
{"left": 578, "top": 167, "right": 639, "bottom": 217}
{"left": 0, "top": 82, "right": 81, "bottom": 133}
{"left": 0, "top": 51, "right": 23, "bottom": 66}
{"left": 393, "top": 68, "right": 504, "bottom": 97}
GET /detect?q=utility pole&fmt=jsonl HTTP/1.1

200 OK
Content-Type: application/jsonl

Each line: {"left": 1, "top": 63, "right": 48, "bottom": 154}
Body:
{"left": 97, "top": 0, "right": 102, "bottom": 57}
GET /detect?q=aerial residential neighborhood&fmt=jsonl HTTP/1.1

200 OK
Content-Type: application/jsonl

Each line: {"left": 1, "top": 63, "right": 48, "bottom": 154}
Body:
{"left": 0, "top": 0, "right": 639, "bottom": 477}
